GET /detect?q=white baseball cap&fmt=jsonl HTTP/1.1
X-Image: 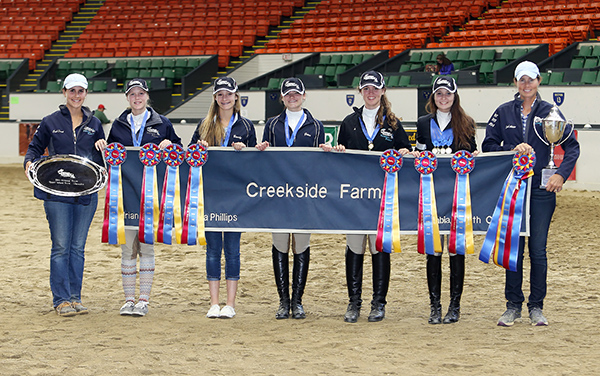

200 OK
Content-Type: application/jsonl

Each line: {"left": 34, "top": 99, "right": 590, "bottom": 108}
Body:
{"left": 63, "top": 73, "right": 88, "bottom": 89}
{"left": 514, "top": 61, "right": 540, "bottom": 80}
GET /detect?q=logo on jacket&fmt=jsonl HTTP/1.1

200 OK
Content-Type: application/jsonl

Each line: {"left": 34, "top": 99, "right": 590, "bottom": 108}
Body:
{"left": 241, "top": 96, "right": 248, "bottom": 107}
{"left": 146, "top": 128, "right": 160, "bottom": 137}
{"left": 57, "top": 169, "right": 75, "bottom": 179}
{"left": 380, "top": 129, "right": 393, "bottom": 140}
{"left": 553, "top": 92, "right": 564, "bottom": 106}
{"left": 506, "top": 124, "right": 517, "bottom": 129}
{"left": 82, "top": 126, "right": 96, "bottom": 135}
{"left": 346, "top": 94, "right": 354, "bottom": 106}
{"left": 52, "top": 129, "right": 64, "bottom": 134}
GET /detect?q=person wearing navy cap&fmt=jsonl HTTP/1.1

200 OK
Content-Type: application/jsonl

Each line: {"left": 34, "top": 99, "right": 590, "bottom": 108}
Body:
{"left": 335, "top": 70, "right": 412, "bottom": 323}
{"left": 415, "top": 75, "right": 478, "bottom": 325}
{"left": 189, "top": 76, "right": 256, "bottom": 319}
{"left": 107, "top": 78, "right": 182, "bottom": 318}
{"left": 483, "top": 61, "right": 580, "bottom": 327}
{"left": 24, "top": 73, "right": 107, "bottom": 317}
{"left": 256, "top": 77, "right": 328, "bottom": 320}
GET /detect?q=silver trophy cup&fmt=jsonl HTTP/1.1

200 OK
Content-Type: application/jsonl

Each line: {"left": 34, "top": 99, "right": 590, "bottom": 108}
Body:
{"left": 533, "top": 105, "right": 573, "bottom": 188}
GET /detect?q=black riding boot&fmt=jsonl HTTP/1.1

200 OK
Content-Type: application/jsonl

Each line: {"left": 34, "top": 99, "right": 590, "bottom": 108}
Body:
{"left": 344, "top": 247, "right": 364, "bottom": 323}
{"left": 426, "top": 254, "right": 442, "bottom": 324}
{"left": 291, "top": 248, "right": 310, "bottom": 319}
{"left": 443, "top": 254, "right": 465, "bottom": 324}
{"left": 368, "top": 252, "right": 390, "bottom": 322}
{"left": 272, "top": 246, "right": 290, "bottom": 319}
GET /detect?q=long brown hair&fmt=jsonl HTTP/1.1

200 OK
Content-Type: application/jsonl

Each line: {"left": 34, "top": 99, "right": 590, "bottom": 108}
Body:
{"left": 197, "top": 92, "right": 241, "bottom": 146}
{"left": 425, "top": 91, "right": 475, "bottom": 149}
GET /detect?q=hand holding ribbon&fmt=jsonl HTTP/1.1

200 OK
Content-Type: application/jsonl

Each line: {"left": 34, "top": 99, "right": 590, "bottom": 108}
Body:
{"left": 181, "top": 143, "right": 208, "bottom": 246}
{"left": 479, "top": 151, "right": 536, "bottom": 271}
{"left": 375, "top": 149, "right": 402, "bottom": 253}
{"left": 449, "top": 150, "right": 475, "bottom": 255}
{"left": 102, "top": 142, "right": 127, "bottom": 245}
{"left": 415, "top": 151, "right": 442, "bottom": 255}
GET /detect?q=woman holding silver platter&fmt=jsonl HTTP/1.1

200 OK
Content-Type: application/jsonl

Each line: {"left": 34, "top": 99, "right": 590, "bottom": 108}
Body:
{"left": 24, "top": 73, "right": 107, "bottom": 317}
{"left": 415, "top": 75, "right": 478, "bottom": 325}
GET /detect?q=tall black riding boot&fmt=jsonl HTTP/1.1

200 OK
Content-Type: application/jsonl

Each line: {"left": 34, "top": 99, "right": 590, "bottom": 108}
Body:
{"left": 291, "top": 248, "right": 310, "bottom": 319}
{"left": 344, "top": 247, "right": 364, "bottom": 323}
{"left": 368, "top": 252, "right": 390, "bottom": 322}
{"left": 426, "top": 254, "right": 442, "bottom": 324}
{"left": 443, "top": 254, "right": 465, "bottom": 324}
{"left": 272, "top": 246, "right": 290, "bottom": 319}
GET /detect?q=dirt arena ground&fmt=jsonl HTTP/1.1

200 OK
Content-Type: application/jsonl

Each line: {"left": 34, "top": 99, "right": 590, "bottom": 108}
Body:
{"left": 1, "top": 164, "right": 598, "bottom": 375}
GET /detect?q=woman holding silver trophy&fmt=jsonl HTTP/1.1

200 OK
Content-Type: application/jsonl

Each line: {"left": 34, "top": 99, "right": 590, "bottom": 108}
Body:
{"left": 24, "top": 73, "right": 107, "bottom": 317}
{"left": 482, "top": 61, "right": 580, "bottom": 327}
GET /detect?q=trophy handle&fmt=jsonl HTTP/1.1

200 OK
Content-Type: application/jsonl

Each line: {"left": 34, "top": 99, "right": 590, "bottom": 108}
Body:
{"left": 532, "top": 116, "right": 550, "bottom": 146}
{"left": 555, "top": 119, "right": 574, "bottom": 147}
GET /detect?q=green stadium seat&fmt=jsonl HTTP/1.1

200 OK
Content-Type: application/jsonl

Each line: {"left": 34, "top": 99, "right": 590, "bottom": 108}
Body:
{"left": 317, "top": 55, "right": 331, "bottom": 65}
{"left": 421, "top": 51, "right": 433, "bottom": 63}
{"left": 570, "top": 58, "right": 584, "bottom": 69}
{"left": 304, "top": 66, "right": 316, "bottom": 75}
{"left": 351, "top": 54, "right": 364, "bottom": 65}
{"left": 139, "top": 59, "right": 153, "bottom": 69}
{"left": 580, "top": 71, "right": 597, "bottom": 85}
{"left": 314, "top": 65, "right": 326, "bottom": 75}
{"left": 480, "top": 49, "right": 496, "bottom": 62}
{"left": 445, "top": 50, "right": 459, "bottom": 62}
{"left": 579, "top": 45, "right": 593, "bottom": 57}
{"left": 46, "top": 81, "right": 63, "bottom": 92}
{"left": 498, "top": 48, "right": 515, "bottom": 62}
{"left": 70, "top": 60, "right": 84, "bottom": 73}
{"left": 409, "top": 52, "right": 422, "bottom": 63}
{"left": 125, "top": 60, "right": 139, "bottom": 69}
{"left": 513, "top": 48, "right": 528, "bottom": 60}
{"left": 56, "top": 60, "right": 71, "bottom": 79}
{"left": 0, "top": 61, "right": 10, "bottom": 80}
{"left": 547, "top": 71, "right": 564, "bottom": 85}
{"left": 329, "top": 54, "right": 342, "bottom": 65}
{"left": 398, "top": 75, "right": 411, "bottom": 87}
{"left": 584, "top": 58, "right": 598, "bottom": 68}
{"left": 341, "top": 54, "right": 353, "bottom": 65}
{"left": 399, "top": 64, "right": 411, "bottom": 72}
{"left": 95, "top": 60, "right": 108, "bottom": 71}
{"left": 479, "top": 61, "right": 494, "bottom": 84}
{"left": 138, "top": 69, "right": 151, "bottom": 78}
{"left": 91, "top": 80, "right": 107, "bottom": 92}
{"left": 469, "top": 49, "right": 483, "bottom": 65}
{"left": 163, "top": 58, "right": 176, "bottom": 69}
{"left": 387, "top": 75, "right": 400, "bottom": 87}
{"left": 456, "top": 50, "right": 470, "bottom": 62}
{"left": 266, "top": 77, "right": 282, "bottom": 90}
{"left": 150, "top": 59, "right": 164, "bottom": 69}
{"left": 592, "top": 45, "right": 600, "bottom": 57}
{"left": 539, "top": 71, "right": 550, "bottom": 85}
{"left": 125, "top": 69, "right": 139, "bottom": 80}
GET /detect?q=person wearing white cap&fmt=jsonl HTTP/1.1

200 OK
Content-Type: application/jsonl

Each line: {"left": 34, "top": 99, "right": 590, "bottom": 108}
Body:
{"left": 483, "top": 61, "right": 580, "bottom": 327}
{"left": 189, "top": 76, "right": 257, "bottom": 319}
{"left": 24, "top": 73, "right": 107, "bottom": 317}
{"left": 107, "top": 78, "right": 182, "bottom": 318}
{"left": 335, "top": 70, "right": 412, "bottom": 323}
{"left": 256, "top": 77, "right": 327, "bottom": 320}
{"left": 414, "top": 75, "right": 478, "bottom": 325}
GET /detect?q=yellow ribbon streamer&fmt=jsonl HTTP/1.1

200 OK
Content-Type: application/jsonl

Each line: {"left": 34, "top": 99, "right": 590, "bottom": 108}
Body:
{"left": 173, "top": 170, "right": 182, "bottom": 244}
{"left": 197, "top": 168, "right": 206, "bottom": 246}
{"left": 464, "top": 175, "right": 474, "bottom": 254}
{"left": 116, "top": 167, "right": 126, "bottom": 244}
{"left": 430, "top": 178, "right": 443, "bottom": 254}
{"left": 391, "top": 175, "right": 401, "bottom": 253}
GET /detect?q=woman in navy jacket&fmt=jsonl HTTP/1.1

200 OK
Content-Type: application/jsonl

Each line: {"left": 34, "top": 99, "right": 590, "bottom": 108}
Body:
{"left": 482, "top": 61, "right": 580, "bottom": 327}
{"left": 24, "top": 73, "right": 107, "bottom": 317}
{"left": 107, "top": 78, "right": 181, "bottom": 318}
{"left": 415, "top": 76, "right": 477, "bottom": 325}
{"left": 256, "top": 77, "right": 325, "bottom": 320}
{"left": 336, "top": 71, "right": 411, "bottom": 323}
{"left": 189, "top": 77, "right": 256, "bottom": 319}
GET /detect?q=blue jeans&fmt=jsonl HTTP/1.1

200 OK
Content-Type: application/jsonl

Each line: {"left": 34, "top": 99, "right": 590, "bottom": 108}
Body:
{"left": 205, "top": 231, "right": 241, "bottom": 281}
{"left": 43, "top": 194, "right": 98, "bottom": 307}
{"left": 505, "top": 188, "right": 556, "bottom": 312}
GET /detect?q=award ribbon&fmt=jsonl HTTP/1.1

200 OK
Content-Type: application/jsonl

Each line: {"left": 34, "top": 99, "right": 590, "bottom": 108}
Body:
{"left": 358, "top": 115, "right": 383, "bottom": 150}
{"left": 157, "top": 144, "right": 184, "bottom": 245}
{"left": 375, "top": 149, "right": 402, "bottom": 253}
{"left": 102, "top": 142, "right": 127, "bottom": 245}
{"left": 479, "top": 151, "right": 536, "bottom": 271}
{"left": 181, "top": 143, "right": 208, "bottom": 246}
{"left": 221, "top": 113, "right": 236, "bottom": 146}
{"left": 448, "top": 150, "right": 475, "bottom": 255}
{"left": 415, "top": 151, "right": 442, "bottom": 255}
{"left": 138, "top": 143, "right": 161, "bottom": 244}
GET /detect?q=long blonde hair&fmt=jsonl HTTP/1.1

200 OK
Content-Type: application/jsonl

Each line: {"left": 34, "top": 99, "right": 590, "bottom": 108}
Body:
{"left": 197, "top": 92, "right": 241, "bottom": 146}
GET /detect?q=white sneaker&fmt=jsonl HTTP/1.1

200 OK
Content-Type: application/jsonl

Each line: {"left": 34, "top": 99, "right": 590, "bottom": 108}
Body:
{"left": 132, "top": 301, "right": 149, "bottom": 317}
{"left": 207, "top": 304, "right": 220, "bottom": 318}
{"left": 120, "top": 301, "right": 135, "bottom": 316}
{"left": 219, "top": 305, "right": 236, "bottom": 319}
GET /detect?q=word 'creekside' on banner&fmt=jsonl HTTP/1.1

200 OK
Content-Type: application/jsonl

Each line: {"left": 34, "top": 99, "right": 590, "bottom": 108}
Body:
{"left": 118, "top": 147, "right": 529, "bottom": 235}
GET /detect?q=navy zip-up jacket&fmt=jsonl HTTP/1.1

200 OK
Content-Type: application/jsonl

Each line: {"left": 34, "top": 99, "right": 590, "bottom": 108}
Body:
{"left": 262, "top": 108, "right": 324, "bottom": 147}
{"left": 337, "top": 106, "right": 411, "bottom": 151}
{"left": 188, "top": 113, "right": 257, "bottom": 147}
{"left": 416, "top": 113, "right": 477, "bottom": 153}
{"left": 24, "top": 105, "right": 105, "bottom": 204}
{"left": 482, "top": 93, "right": 580, "bottom": 188}
{"left": 107, "top": 107, "right": 182, "bottom": 146}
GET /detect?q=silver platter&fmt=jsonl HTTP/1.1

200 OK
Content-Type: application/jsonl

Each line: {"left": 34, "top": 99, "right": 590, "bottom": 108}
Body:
{"left": 27, "top": 154, "right": 108, "bottom": 197}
